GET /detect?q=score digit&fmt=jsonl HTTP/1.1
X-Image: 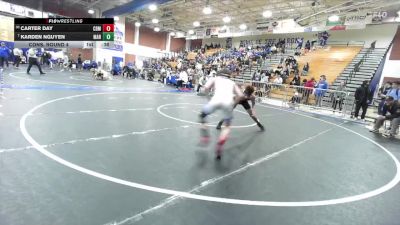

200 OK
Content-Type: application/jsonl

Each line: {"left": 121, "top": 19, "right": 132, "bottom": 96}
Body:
{"left": 102, "top": 32, "right": 114, "bottom": 41}
{"left": 102, "top": 24, "right": 114, "bottom": 32}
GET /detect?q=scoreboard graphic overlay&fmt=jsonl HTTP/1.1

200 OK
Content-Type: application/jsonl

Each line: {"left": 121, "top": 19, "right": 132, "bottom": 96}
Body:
{"left": 14, "top": 18, "right": 115, "bottom": 48}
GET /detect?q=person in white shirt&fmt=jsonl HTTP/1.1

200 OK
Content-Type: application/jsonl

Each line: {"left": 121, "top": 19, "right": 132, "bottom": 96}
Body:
{"left": 273, "top": 75, "right": 283, "bottom": 84}
{"left": 197, "top": 74, "right": 207, "bottom": 93}
{"left": 199, "top": 69, "right": 244, "bottom": 160}
{"left": 13, "top": 48, "right": 23, "bottom": 68}
{"left": 27, "top": 48, "right": 45, "bottom": 75}
{"left": 61, "top": 54, "right": 69, "bottom": 72}
{"left": 176, "top": 69, "right": 188, "bottom": 88}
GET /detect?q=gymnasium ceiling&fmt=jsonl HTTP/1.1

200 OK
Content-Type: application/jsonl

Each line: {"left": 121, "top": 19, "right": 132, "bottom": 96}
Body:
{"left": 6, "top": 0, "right": 400, "bottom": 34}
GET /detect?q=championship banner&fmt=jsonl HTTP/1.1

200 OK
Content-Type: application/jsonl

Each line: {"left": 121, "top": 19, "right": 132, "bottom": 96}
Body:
{"left": 256, "top": 22, "right": 269, "bottom": 30}
{"left": 329, "top": 25, "right": 346, "bottom": 31}
{"left": 195, "top": 30, "right": 205, "bottom": 38}
{"left": 344, "top": 12, "right": 372, "bottom": 26}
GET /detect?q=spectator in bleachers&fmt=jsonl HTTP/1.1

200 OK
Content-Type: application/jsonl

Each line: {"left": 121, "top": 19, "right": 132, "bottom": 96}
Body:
{"left": 370, "top": 96, "right": 400, "bottom": 138}
{"left": 377, "top": 82, "right": 393, "bottom": 115}
{"left": 272, "top": 75, "right": 283, "bottom": 89}
{"left": 314, "top": 75, "right": 328, "bottom": 107}
{"left": 296, "top": 38, "right": 303, "bottom": 50}
{"left": 301, "top": 62, "right": 310, "bottom": 76}
{"left": 354, "top": 80, "right": 372, "bottom": 121}
{"left": 290, "top": 73, "right": 301, "bottom": 86}
{"left": 320, "top": 31, "right": 330, "bottom": 47}
{"left": 305, "top": 40, "right": 311, "bottom": 53}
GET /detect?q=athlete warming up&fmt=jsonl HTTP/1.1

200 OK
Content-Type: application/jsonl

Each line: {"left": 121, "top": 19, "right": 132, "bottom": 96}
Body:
{"left": 199, "top": 69, "right": 244, "bottom": 160}
{"left": 216, "top": 85, "right": 265, "bottom": 131}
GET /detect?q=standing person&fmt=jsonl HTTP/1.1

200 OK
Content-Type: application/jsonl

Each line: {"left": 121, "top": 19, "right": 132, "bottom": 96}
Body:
{"left": 13, "top": 47, "right": 22, "bottom": 69}
{"left": 197, "top": 74, "right": 207, "bottom": 93}
{"left": 314, "top": 75, "right": 328, "bottom": 107}
{"left": 215, "top": 85, "right": 265, "bottom": 131}
{"left": 199, "top": 69, "right": 244, "bottom": 160}
{"left": 305, "top": 40, "right": 311, "bottom": 53}
{"left": 61, "top": 53, "right": 69, "bottom": 72}
{"left": 77, "top": 54, "right": 83, "bottom": 72}
{"left": 303, "top": 77, "right": 315, "bottom": 104}
{"left": 0, "top": 42, "right": 9, "bottom": 69}
{"left": 332, "top": 81, "right": 347, "bottom": 112}
{"left": 26, "top": 48, "right": 45, "bottom": 75}
{"left": 353, "top": 80, "right": 371, "bottom": 121}
{"left": 370, "top": 96, "right": 400, "bottom": 138}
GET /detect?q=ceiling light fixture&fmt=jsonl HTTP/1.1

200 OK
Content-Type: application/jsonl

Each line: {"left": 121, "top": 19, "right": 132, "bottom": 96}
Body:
{"left": 239, "top": 24, "right": 247, "bottom": 30}
{"left": 188, "top": 30, "right": 194, "bottom": 35}
{"left": 114, "top": 16, "right": 119, "bottom": 21}
{"left": 223, "top": 16, "right": 231, "bottom": 23}
{"left": 170, "top": 32, "right": 176, "bottom": 36}
{"left": 176, "top": 32, "right": 184, "bottom": 37}
{"left": 135, "top": 22, "right": 141, "bottom": 27}
{"left": 154, "top": 27, "right": 160, "bottom": 32}
{"left": 395, "top": 17, "right": 400, "bottom": 22}
{"left": 262, "top": 10, "right": 272, "bottom": 18}
{"left": 203, "top": 6, "right": 212, "bottom": 15}
{"left": 88, "top": 9, "right": 94, "bottom": 14}
{"left": 152, "top": 18, "right": 159, "bottom": 23}
{"left": 149, "top": 4, "right": 157, "bottom": 11}
{"left": 328, "top": 15, "right": 339, "bottom": 22}
{"left": 193, "top": 21, "right": 200, "bottom": 27}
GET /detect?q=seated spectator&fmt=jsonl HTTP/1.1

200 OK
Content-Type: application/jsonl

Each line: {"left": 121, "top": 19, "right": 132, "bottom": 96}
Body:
{"left": 273, "top": 75, "right": 283, "bottom": 88}
{"left": 386, "top": 81, "right": 399, "bottom": 101}
{"left": 370, "top": 96, "right": 400, "bottom": 138}
{"left": 290, "top": 74, "right": 301, "bottom": 86}
{"left": 290, "top": 92, "right": 301, "bottom": 108}
{"left": 176, "top": 69, "right": 189, "bottom": 88}
{"left": 377, "top": 82, "right": 393, "bottom": 115}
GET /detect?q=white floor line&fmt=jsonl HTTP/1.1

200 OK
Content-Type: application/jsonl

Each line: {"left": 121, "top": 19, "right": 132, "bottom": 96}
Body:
{"left": 30, "top": 108, "right": 154, "bottom": 116}
{"left": 105, "top": 126, "right": 337, "bottom": 225}
{"left": 0, "top": 125, "right": 192, "bottom": 154}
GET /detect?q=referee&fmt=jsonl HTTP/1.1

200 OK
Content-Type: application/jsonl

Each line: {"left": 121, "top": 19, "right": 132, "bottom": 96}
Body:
{"left": 27, "top": 48, "right": 45, "bottom": 75}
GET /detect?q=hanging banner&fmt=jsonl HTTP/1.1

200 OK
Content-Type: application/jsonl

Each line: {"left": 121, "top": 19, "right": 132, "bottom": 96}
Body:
{"left": 329, "top": 25, "right": 346, "bottom": 31}
{"left": 256, "top": 22, "right": 270, "bottom": 30}
{"left": 344, "top": 13, "right": 372, "bottom": 26}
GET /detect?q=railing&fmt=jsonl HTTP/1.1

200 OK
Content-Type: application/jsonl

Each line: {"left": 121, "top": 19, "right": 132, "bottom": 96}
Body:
{"left": 231, "top": 79, "right": 353, "bottom": 117}
{"left": 343, "top": 46, "right": 373, "bottom": 86}
{"left": 327, "top": 40, "right": 365, "bottom": 47}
